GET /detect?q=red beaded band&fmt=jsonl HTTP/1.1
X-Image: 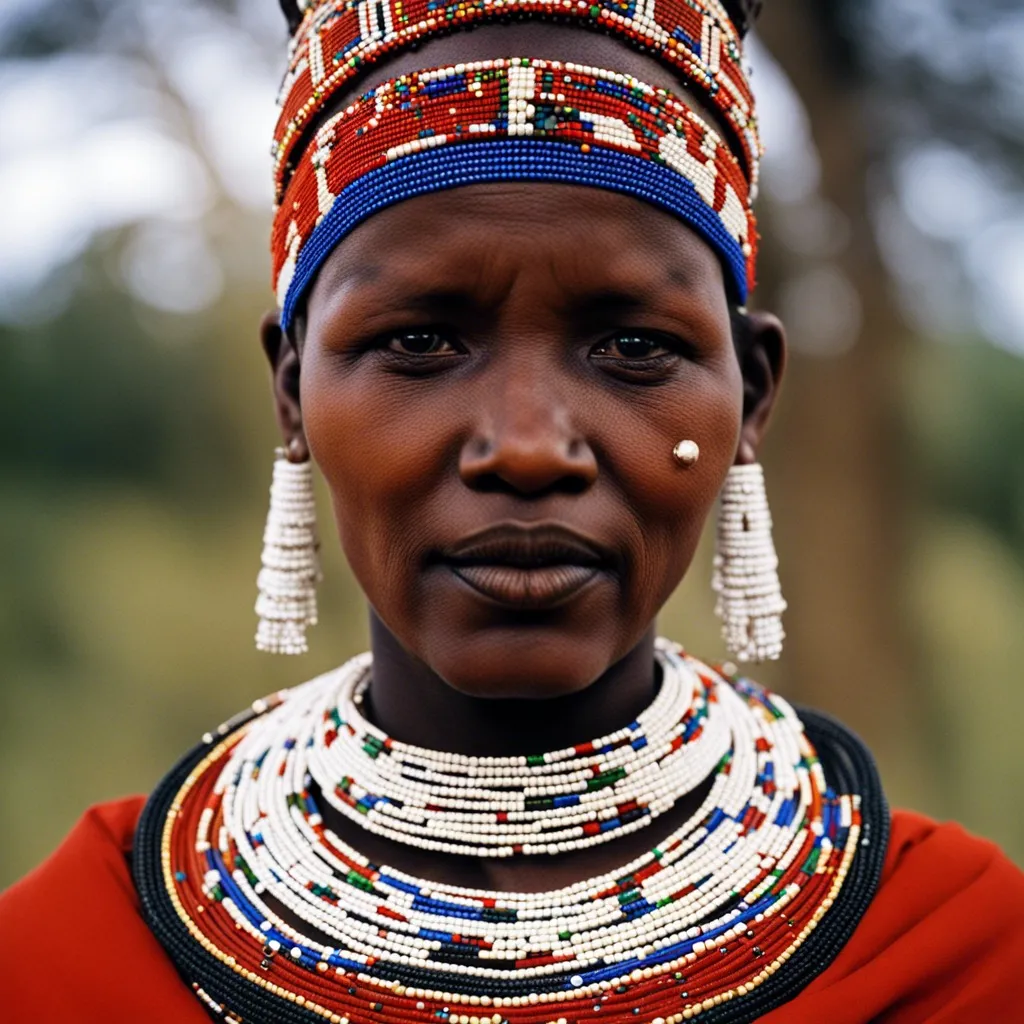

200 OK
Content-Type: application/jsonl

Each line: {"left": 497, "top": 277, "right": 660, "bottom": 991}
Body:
{"left": 273, "top": 0, "right": 761, "bottom": 197}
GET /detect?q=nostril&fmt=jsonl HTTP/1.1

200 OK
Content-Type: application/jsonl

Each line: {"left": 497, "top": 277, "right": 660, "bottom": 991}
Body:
{"left": 467, "top": 472, "right": 592, "bottom": 498}
{"left": 561, "top": 475, "right": 592, "bottom": 496}
{"left": 468, "top": 471, "right": 519, "bottom": 495}
{"left": 467, "top": 436, "right": 492, "bottom": 460}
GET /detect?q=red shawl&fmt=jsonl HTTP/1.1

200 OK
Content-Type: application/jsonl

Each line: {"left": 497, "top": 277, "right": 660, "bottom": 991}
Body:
{"left": 2, "top": 801, "right": 1022, "bottom": 1022}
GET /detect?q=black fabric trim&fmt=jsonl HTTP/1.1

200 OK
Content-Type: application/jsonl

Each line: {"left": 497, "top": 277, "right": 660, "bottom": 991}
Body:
{"left": 721, "top": 0, "right": 764, "bottom": 38}
{"left": 279, "top": 0, "right": 304, "bottom": 35}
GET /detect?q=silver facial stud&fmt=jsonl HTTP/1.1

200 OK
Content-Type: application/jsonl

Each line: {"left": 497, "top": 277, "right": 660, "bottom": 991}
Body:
{"left": 673, "top": 440, "right": 700, "bottom": 466}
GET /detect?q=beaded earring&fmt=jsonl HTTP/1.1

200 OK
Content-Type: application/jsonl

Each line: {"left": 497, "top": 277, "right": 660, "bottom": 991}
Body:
{"left": 254, "top": 444, "right": 319, "bottom": 655}
{"left": 712, "top": 463, "right": 786, "bottom": 662}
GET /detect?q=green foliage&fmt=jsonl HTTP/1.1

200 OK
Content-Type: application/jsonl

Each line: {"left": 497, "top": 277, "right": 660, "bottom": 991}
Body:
{"left": 909, "top": 341, "right": 1024, "bottom": 562}
{"left": 0, "top": 255, "right": 243, "bottom": 502}
{"left": 0, "top": 237, "right": 369, "bottom": 886}
{"left": 900, "top": 340, "right": 1024, "bottom": 863}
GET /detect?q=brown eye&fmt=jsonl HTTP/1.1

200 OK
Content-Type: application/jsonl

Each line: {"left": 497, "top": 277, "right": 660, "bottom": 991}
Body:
{"left": 386, "top": 331, "right": 460, "bottom": 356}
{"left": 592, "top": 335, "right": 674, "bottom": 360}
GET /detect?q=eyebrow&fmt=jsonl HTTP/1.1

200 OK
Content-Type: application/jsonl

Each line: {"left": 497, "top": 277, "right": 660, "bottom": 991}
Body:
{"left": 564, "top": 288, "right": 646, "bottom": 317}
{"left": 337, "top": 275, "right": 686, "bottom": 312}
{"left": 326, "top": 278, "right": 510, "bottom": 322}
{"left": 335, "top": 258, "right": 704, "bottom": 303}
{"left": 391, "top": 287, "right": 497, "bottom": 314}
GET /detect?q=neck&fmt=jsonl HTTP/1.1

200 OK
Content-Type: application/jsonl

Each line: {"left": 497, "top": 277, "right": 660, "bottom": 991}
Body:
{"left": 365, "top": 612, "right": 659, "bottom": 756}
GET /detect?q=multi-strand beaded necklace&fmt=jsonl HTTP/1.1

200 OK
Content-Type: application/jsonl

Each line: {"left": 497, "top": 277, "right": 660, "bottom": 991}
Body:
{"left": 134, "top": 642, "right": 887, "bottom": 1024}
{"left": 307, "top": 649, "right": 726, "bottom": 857}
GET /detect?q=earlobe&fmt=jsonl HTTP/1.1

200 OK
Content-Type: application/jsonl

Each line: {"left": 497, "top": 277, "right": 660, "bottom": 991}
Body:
{"left": 260, "top": 309, "right": 309, "bottom": 460}
{"left": 735, "top": 309, "right": 787, "bottom": 465}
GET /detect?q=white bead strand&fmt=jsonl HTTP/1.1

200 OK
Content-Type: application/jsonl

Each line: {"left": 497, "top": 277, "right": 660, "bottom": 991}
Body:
{"left": 712, "top": 463, "right": 787, "bottom": 662}
{"left": 255, "top": 450, "right": 320, "bottom": 655}
{"left": 302, "top": 646, "right": 729, "bottom": 857}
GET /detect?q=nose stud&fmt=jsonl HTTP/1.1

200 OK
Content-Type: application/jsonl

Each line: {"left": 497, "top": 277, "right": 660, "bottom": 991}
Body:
{"left": 673, "top": 440, "right": 700, "bottom": 467}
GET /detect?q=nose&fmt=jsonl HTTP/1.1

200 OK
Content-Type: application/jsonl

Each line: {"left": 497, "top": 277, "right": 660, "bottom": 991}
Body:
{"left": 459, "top": 373, "right": 598, "bottom": 497}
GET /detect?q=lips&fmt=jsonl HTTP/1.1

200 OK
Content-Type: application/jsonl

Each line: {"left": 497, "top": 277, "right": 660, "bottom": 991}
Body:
{"left": 440, "top": 524, "right": 612, "bottom": 610}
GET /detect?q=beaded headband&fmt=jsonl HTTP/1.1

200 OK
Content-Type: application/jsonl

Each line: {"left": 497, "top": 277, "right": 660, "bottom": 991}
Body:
{"left": 273, "top": 0, "right": 760, "bottom": 189}
{"left": 272, "top": 57, "right": 758, "bottom": 328}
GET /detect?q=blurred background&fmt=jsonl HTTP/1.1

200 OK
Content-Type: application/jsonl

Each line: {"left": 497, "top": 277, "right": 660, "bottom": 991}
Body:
{"left": 2, "top": 0, "right": 1023, "bottom": 888}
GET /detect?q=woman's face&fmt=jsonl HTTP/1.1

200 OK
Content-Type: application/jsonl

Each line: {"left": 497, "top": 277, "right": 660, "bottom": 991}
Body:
{"left": 272, "top": 182, "right": 783, "bottom": 699}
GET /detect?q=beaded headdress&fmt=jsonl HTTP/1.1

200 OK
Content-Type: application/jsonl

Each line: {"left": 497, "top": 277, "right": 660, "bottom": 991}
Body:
{"left": 270, "top": 0, "right": 764, "bottom": 329}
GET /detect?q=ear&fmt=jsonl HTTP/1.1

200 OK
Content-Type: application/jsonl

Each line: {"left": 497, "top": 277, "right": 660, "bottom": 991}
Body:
{"left": 734, "top": 309, "right": 787, "bottom": 465}
{"left": 260, "top": 310, "right": 309, "bottom": 461}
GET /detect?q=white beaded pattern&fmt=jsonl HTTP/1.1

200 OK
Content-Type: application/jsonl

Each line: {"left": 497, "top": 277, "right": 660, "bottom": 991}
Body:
{"left": 255, "top": 452, "right": 320, "bottom": 655}
{"left": 712, "top": 464, "right": 786, "bottom": 663}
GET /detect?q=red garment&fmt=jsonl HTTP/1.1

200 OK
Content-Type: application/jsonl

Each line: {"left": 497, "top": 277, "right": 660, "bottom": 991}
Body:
{"left": 1, "top": 800, "right": 1022, "bottom": 1023}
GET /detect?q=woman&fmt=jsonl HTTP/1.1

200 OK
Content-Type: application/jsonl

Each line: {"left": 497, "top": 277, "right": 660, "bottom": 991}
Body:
{"left": 2, "top": 1, "right": 1022, "bottom": 1021}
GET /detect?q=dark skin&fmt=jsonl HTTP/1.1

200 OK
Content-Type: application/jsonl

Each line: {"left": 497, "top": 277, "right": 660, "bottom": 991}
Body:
{"left": 259, "top": 25, "right": 786, "bottom": 906}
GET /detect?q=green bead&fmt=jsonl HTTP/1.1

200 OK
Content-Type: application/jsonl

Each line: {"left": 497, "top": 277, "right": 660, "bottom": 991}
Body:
{"left": 346, "top": 870, "right": 374, "bottom": 892}
{"left": 525, "top": 796, "right": 554, "bottom": 811}
{"left": 587, "top": 766, "right": 626, "bottom": 791}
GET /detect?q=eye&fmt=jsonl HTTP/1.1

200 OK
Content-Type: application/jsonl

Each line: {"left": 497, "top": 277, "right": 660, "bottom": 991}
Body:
{"left": 591, "top": 334, "right": 677, "bottom": 361}
{"left": 386, "top": 330, "right": 461, "bottom": 356}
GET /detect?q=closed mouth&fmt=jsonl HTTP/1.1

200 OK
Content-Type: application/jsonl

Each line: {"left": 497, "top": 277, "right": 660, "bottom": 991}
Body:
{"left": 439, "top": 524, "right": 612, "bottom": 609}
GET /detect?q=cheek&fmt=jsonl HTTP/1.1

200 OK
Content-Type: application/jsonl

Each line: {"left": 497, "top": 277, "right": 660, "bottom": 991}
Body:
{"left": 300, "top": 335, "right": 743, "bottom": 654}
{"left": 299, "top": 353, "right": 457, "bottom": 606}
{"left": 610, "top": 367, "right": 743, "bottom": 600}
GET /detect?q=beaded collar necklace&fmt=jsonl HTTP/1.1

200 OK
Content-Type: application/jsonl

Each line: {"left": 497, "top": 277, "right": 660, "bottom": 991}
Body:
{"left": 305, "top": 646, "right": 726, "bottom": 857}
{"left": 134, "top": 642, "right": 888, "bottom": 1024}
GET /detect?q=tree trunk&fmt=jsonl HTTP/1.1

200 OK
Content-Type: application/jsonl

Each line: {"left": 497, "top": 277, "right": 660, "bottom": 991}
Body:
{"left": 755, "top": 0, "right": 937, "bottom": 808}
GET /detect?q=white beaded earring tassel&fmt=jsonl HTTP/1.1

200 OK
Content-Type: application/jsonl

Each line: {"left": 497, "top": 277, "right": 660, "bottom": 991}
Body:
{"left": 712, "top": 463, "right": 786, "bottom": 662}
{"left": 255, "top": 448, "right": 319, "bottom": 655}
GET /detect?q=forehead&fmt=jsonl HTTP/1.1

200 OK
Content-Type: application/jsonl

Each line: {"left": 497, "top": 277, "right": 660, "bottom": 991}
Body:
{"left": 305, "top": 183, "right": 728, "bottom": 319}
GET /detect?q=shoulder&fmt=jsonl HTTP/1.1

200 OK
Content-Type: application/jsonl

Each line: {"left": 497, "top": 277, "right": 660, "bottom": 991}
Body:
{"left": 0, "top": 797, "right": 207, "bottom": 1022}
{"left": 764, "top": 810, "right": 1024, "bottom": 1023}
{"left": 883, "top": 807, "right": 1024, "bottom": 888}
{"left": 0, "top": 797, "right": 145, "bottom": 925}
{"left": 876, "top": 809, "right": 1024, "bottom": 942}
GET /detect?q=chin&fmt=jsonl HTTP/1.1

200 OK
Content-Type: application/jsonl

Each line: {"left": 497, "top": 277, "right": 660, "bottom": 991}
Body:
{"left": 424, "top": 627, "right": 620, "bottom": 701}
{"left": 401, "top": 563, "right": 638, "bottom": 699}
